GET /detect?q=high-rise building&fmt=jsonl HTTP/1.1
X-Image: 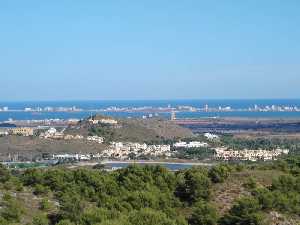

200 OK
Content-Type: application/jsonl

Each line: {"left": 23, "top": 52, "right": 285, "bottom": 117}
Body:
{"left": 171, "top": 111, "right": 176, "bottom": 121}
{"left": 205, "top": 104, "right": 209, "bottom": 112}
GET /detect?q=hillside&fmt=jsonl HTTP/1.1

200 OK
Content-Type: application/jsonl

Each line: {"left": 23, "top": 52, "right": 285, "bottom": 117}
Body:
{"left": 0, "top": 136, "right": 107, "bottom": 161}
{"left": 66, "top": 115, "right": 194, "bottom": 143}
{"left": 1, "top": 157, "right": 300, "bottom": 225}
{"left": 0, "top": 116, "right": 193, "bottom": 161}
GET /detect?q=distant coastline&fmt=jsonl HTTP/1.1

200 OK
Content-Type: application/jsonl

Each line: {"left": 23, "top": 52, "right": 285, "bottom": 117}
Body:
{"left": 1, "top": 99, "right": 300, "bottom": 122}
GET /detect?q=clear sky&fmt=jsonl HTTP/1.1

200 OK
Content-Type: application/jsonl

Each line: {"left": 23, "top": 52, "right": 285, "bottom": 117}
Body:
{"left": 0, "top": 0, "right": 299, "bottom": 101}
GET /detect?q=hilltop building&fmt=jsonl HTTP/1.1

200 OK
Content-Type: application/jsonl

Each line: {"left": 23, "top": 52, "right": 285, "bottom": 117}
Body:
{"left": 89, "top": 118, "right": 118, "bottom": 125}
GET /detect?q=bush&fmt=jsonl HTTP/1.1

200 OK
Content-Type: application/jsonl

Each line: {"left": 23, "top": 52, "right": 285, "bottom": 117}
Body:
{"left": 252, "top": 188, "right": 274, "bottom": 210}
{"left": 40, "top": 199, "right": 52, "bottom": 211}
{"left": 0, "top": 194, "right": 24, "bottom": 223}
{"left": 208, "top": 164, "right": 231, "bottom": 183}
{"left": 59, "top": 193, "right": 84, "bottom": 223}
{"left": 0, "top": 164, "right": 10, "bottom": 183}
{"left": 271, "top": 175, "right": 296, "bottom": 192}
{"left": 0, "top": 217, "right": 8, "bottom": 225}
{"left": 188, "top": 201, "right": 218, "bottom": 225}
{"left": 34, "top": 184, "right": 50, "bottom": 195}
{"left": 128, "top": 208, "right": 176, "bottom": 225}
{"left": 22, "top": 168, "right": 43, "bottom": 186}
{"left": 220, "top": 197, "right": 265, "bottom": 225}
{"left": 243, "top": 177, "right": 257, "bottom": 190}
{"left": 175, "top": 169, "right": 211, "bottom": 204}
{"left": 32, "top": 213, "right": 49, "bottom": 225}
{"left": 81, "top": 207, "right": 110, "bottom": 225}
{"left": 55, "top": 220, "right": 75, "bottom": 225}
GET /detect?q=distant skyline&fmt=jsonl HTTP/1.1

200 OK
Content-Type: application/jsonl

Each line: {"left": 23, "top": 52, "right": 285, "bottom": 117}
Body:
{"left": 1, "top": 1, "right": 300, "bottom": 101}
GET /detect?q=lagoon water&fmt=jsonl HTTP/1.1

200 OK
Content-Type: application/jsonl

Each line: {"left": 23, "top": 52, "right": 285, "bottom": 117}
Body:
{"left": 1, "top": 99, "right": 300, "bottom": 122}
{"left": 104, "top": 162, "right": 202, "bottom": 171}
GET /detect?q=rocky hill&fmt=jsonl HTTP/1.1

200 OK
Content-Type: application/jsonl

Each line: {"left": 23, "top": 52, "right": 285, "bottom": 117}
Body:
{"left": 66, "top": 115, "right": 194, "bottom": 143}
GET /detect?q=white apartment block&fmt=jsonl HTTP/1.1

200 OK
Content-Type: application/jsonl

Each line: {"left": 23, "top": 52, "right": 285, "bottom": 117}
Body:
{"left": 215, "top": 147, "right": 289, "bottom": 161}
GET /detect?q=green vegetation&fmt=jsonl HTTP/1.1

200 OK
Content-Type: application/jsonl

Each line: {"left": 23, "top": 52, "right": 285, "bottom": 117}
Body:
{"left": 220, "top": 135, "right": 300, "bottom": 151}
{"left": 89, "top": 124, "right": 116, "bottom": 143}
{"left": 1, "top": 158, "right": 300, "bottom": 224}
{"left": 188, "top": 201, "right": 218, "bottom": 225}
{"left": 175, "top": 147, "right": 215, "bottom": 160}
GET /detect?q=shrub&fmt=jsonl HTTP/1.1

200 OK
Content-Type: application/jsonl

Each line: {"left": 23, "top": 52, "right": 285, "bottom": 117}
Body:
{"left": 208, "top": 164, "right": 231, "bottom": 183}
{"left": 40, "top": 199, "right": 52, "bottom": 211}
{"left": 55, "top": 220, "right": 75, "bottom": 225}
{"left": 188, "top": 201, "right": 218, "bottom": 225}
{"left": 0, "top": 164, "right": 10, "bottom": 183}
{"left": 0, "top": 217, "right": 8, "bottom": 225}
{"left": 220, "top": 197, "right": 265, "bottom": 225}
{"left": 175, "top": 170, "right": 211, "bottom": 204}
{"left": 128, "top": 208, "right": 176, "bottom": 225}
{"left": 0, "top": 194, "right": 24, "bottom": 223}
{"left": 243, "top": 177, "right": 257, "bottom": 190}
{"left": 252, "top": 188, "right": 274, "bottom": 210}
{"left": 59, "top": 193, "right": 84, "bottom": 223}
{"left": 34, "top": 184, "right": 50, "bottom": 195}
{"left": 32, "top": 213, "right": 49, "bottom": 225}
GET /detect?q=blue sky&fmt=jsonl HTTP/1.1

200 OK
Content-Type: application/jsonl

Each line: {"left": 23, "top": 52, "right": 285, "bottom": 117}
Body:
{"left": 0, "top": 0, "right": 299, "bottom": 100}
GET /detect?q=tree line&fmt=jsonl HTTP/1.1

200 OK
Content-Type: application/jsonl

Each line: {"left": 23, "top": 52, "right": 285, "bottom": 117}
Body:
{"left": 1, "top": 156, "right": 300, "bottom": 224}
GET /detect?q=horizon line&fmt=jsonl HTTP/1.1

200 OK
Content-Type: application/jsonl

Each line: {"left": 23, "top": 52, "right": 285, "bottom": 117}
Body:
{"left": 1, "top": 98, "right": 300, "bottom": 103}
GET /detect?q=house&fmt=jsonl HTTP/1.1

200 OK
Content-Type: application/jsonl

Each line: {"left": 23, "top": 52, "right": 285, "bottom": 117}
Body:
{"left": 87, "top": 136, "right": 104, "bottom": 144}
{"left": 174, "top": 141, "right": 209, "bottom": 148}
{"left": 88, "top": 118, "right": 118, "bottom": 125}
{"left": 187, "top": 141, "right": 209, "bottom": 148}
{"left": 0, "top": 130, "right": 8, "bottom": 136}
{"left": 214, "top": 147, "right": 289, "bottom": 161}
{"left": 10, "top": 127, "right": 34, "bottom": 136}
{"left": 174, "top": 142, "right": 187, "bottom": 148}
{"left": 204, "top": 133, "right": 219, "bottom": 140}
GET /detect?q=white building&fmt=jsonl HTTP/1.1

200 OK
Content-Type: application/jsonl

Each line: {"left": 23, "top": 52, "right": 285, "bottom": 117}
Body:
{"left": 174, "top": 142, "right": 188, "bottom": 148}
{"left": 53, "top": 154, "right": 91, "bottom": 161}
{"left": 47, "top": 127, "right": 57, "bottom": 135}
{"left": 187, "top": 141, "right": 209, "bottom": 148}
{"left": 174, "top": 141, "right": 209, "bottom": 148}
{"left": 102, "top": 142, "right": 172, "bottom": 159}
{"left": 214, "top": 147, "right": 289, "bottom": 161}
{"left": 89, "top": 118, "right": 118, "bottom": 125}
{"left": 204, "top": 133, "right": 219, "bottom": 140}
{"left": 0, "top": 130, "right": 8, "bottom": 136}
{"left": 87, "top": 136, "right": 104, "bottom": 144}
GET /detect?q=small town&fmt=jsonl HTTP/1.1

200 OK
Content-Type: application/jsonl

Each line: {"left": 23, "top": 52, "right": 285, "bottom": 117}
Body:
{"left": 0, "top": 124, "right": 290, "bottom": 163}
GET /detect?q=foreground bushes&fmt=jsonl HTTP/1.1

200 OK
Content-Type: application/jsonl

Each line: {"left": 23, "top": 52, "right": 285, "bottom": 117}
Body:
{"left": 1, "top": 157, "right": 300, "bottom": 224}
{"left": 3, "top": 164, "right": 221, "bottom": 225}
